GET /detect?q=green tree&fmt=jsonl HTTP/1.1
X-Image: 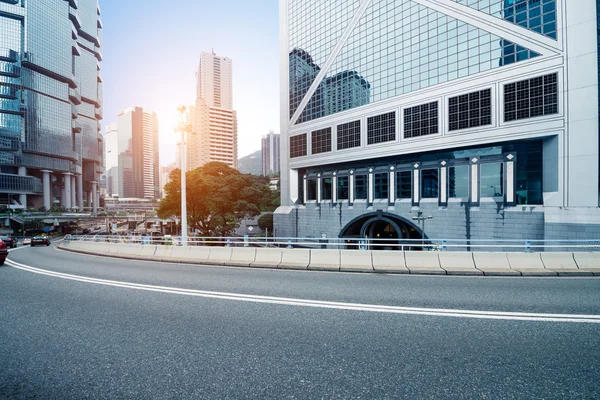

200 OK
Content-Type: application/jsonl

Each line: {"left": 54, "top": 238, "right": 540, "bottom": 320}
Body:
{"left": 157, "top": 162, "right": 273, "bottom": 236}
{"left": 258, "top": 213, "right": 274, "bottom": 235}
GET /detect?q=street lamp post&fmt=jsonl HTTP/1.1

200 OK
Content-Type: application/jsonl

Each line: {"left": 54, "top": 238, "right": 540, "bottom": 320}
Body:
{"left": 412, "top": 212, "right": 433, "bottom": 250}
{"left": 176, "top": 106, "right": 192, "bottom": 246}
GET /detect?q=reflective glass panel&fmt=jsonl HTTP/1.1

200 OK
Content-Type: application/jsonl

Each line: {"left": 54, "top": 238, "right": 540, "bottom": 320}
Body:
{"left": 322, "top": 177, "right": 332, "bottom": 200}
{"left": 354, "top": 174, "right": 368, "bottom": 199}
{"left": 307, "top": 179, "right": 317, "bottom": 200}
{"left": 292, "top": 0, "right": 540, "bottom": 124}
{"left": 480, "top": 163, "right": 504, "bottom": 197}
{"left": 421, "top": 169, "right": 439, "bottom": 199}
{"left": 449, "top": 165, "right": 469, "bottom": 198}
{"left": 337, "top": 176, "right": 349, "bottom": 199}
{"left": 374, "top": 172, "right": 389, "bottom": 199}
{"left": 396, "top": 171, "right": 412, "bottom": 199}
{"left": 452, "top": 0, "right": 557, "bottom": 39}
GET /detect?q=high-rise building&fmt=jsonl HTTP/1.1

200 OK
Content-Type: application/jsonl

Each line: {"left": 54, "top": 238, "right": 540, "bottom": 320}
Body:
{"left": 188, "top": 51, "right": 238, "bottom": 170}
{"left": 262, "top": 131, "right": 281, "bottom": 176}
{"left": 104, "top": 123, "right": 119, "bottom": 196}
{"left": 277, "top": 0, "right": 600, "bottom": 242}
{"left": 159, "top": 163, "right": 176, "bottom": 199}
{"left": 107, "top": 107, "right": 159, "bottom": 199}
{"left": 0, "top": 0, "right": 104, "bottom": 212}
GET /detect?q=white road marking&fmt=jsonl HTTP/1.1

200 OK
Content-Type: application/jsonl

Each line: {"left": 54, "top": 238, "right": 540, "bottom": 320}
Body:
{"left": 5, "top": 258, "right": 600, "bottom": 324}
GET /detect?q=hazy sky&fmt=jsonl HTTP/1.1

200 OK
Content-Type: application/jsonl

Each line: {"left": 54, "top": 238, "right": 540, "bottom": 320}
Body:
{"left": 101, "top": 0, "right": 279, "bottom": 166}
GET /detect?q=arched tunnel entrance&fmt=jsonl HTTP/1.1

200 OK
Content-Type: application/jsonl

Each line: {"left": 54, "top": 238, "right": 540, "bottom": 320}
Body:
{"left": 339, "top": 212, "right": 425, "bottom": 250}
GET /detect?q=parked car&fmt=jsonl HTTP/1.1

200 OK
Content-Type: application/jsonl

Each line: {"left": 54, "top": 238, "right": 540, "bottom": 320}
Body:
{"left": 0, "top": 240, "right": 7, "bottom": 265}
{"left": 0, "top": 235, "right": 16, "bottom": 248}
{"left": 22, "top": 238, "right": 31, "bottom": 245}
{"left": 31, "top": 236, "right": 50, "bottom": 247}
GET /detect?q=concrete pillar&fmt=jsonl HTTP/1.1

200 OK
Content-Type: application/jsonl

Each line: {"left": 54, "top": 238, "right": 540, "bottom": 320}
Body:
{"left": 41, "top": 170, "right": 52, "bottom": 211}
{"left": 505, "top": 153, "right": 516, "bottom": 206}
{"left": 332, "top": 174, "right": 338, "bottom": 203}
{"left": 91, "top": 181, "right": 98, "bottom": 215}
{"left": 389, "top": 167, "right": 395, "bottom": 206}
{"left": 303, "top": 175, "right": 307, "bottom": 204}
{"left": 368, "top": 168, "right": 374, "bottom": 207}
{"left": 470, "top": 158, "right": 480, "bottom": 206}
{"left": 349, "top": 171, "right": 355, "bottom": 206}
{"left": 412, "top": 163, "right": 420, "bottom": 207}
{"left": 77, "top": 174, "right": 83, "bottom": 211}
{"left": 71, "top": 175, "right": 77, "bottom": 210}
{"left": 63, "top": 173, "right": 72, "bottom": 210}
{"left": 18, "top": 167, "right": 27, "bottom": 208}
{"left": 439, "top": 161, "right": 448, "bottom": 207}
{"left": 316, "top": 173, "right": 322, "bottom": 205}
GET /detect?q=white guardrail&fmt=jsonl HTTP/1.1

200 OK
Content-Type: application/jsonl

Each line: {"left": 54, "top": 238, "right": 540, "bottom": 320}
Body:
{"left": 63, "top": 235, "right": 600, "bottom": 252}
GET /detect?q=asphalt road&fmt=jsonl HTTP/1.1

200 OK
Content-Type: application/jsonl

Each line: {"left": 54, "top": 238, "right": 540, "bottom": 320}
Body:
{"left": 0, "top": 244, "right": 599, "bottom": 399}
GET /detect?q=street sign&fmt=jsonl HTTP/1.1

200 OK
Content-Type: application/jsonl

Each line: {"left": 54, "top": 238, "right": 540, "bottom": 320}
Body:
{"left": 44, "top": 227, "right": 51, "bottom": 233}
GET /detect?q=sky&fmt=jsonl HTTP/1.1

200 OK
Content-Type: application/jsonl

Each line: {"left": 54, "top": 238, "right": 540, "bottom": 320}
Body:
{"left": 100, "top": 0, "right": 279, "bottom": 166}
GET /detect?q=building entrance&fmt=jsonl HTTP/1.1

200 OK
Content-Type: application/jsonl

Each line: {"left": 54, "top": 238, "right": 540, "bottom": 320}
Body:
{"left": 339, "top": 212, "right": 424, "bottom": 250}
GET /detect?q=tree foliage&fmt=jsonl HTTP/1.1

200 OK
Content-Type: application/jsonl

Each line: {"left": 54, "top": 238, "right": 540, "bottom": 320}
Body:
{"left": 257, "top": 213, "right": 274, "bottom": 234}
{"left": 157, "top": 162, "right": 275, "bottom": 237}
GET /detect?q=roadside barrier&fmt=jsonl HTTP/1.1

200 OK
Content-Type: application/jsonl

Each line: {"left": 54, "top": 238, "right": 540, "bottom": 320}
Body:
{"left": 58, "top": 236, "right": 600, "bottom": 277}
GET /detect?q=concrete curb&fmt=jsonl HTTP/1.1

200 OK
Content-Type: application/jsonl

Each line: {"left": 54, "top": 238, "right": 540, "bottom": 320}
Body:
{"left": 56, "top": 243, "right": 600, "bottom": 277}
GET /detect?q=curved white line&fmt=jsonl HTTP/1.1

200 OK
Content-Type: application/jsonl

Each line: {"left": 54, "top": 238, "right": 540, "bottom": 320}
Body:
{"left": 5, "top": 259, "right": 600, "bottom": 324}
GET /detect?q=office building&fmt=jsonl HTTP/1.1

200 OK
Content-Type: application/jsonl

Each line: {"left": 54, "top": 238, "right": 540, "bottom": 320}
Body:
{"left": 276, "top": 0, "right": 600, "bottom": 242}
{"left": 262, "top": 131, "right": 281, "bottom": 176}
{"left": 105, "top": 107, "right": 159, "bottom": 200}
{"left": 0, "top": 0, "right": 104, "bottom": 212}
{"left": 188, "top": 51, "right": 238, "bottom": 170}
{"left": 160, "top": 163, "right": 176, "bottom": 199}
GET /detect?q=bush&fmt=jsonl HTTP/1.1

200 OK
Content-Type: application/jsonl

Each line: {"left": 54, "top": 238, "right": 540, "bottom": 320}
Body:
{"left": 258, "top": 213, "right": 274, "bottom": 234}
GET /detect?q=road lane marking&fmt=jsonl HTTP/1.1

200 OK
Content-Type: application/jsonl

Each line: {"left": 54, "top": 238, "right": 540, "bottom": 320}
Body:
{"left": 5, "top": 259, "right": 600, "bottom": 324}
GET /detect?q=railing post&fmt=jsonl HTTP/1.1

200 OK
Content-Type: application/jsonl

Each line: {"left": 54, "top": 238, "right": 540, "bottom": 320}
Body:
{"left": 226, "top": 238, "right": 231, "bottom": 247}
{"left": 287, "top": 239, "right": 293, "bottom": 249}
{"left": 442, "top": 240, "right": 447, "bottom": 251}
{"left": 359, "top": 239, "right": 367, "bottom": 251}
{"left": 525, "top": 240, "right": 531, "bottom": 253}
{"left": 244, "top": 235, "right": 249, "bottom": 247}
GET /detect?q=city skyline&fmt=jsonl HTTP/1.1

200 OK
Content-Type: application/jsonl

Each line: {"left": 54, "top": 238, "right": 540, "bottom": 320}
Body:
{"left": 100, "top": 0, "right": 279, "bottom": 166}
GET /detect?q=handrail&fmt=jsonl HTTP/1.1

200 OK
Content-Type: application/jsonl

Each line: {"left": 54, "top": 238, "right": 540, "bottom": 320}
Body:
{"left": 64, "top": 235, "right": 600, "bottom": 252}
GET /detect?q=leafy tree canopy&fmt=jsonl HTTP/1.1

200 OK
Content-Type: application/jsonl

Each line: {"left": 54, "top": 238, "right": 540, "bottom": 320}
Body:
{"left": 258, "top": 213, "right": 274, "bottom": 234}
{"left": 157, "top": 162, "right": 275, "bottom": 237}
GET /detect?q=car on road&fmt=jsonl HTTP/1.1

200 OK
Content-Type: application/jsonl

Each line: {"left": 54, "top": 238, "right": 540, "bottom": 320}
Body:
{"left": 0, "top": 235, "right": 17, "bottom": 248}
{"left": 30, "top": 236, "right": 50, "bottom": 247}
{"left": 0, "top": 239, "right": 7, "bottom": 265}
{"left": 22, "top": 238, "right": 31, "bottom": 245}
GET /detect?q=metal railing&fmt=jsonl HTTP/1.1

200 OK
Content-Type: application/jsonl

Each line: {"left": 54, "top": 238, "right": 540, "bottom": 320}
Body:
{"left": 64, "top": 235, "right": 600, "bottom": 252}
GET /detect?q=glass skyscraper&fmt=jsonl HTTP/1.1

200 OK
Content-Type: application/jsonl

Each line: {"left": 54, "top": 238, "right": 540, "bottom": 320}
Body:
{"left": 277, "top": 0, "right": 600, "bottom": 243}
{"left": 0, "top": 0, "right": 103, "bottom": 212}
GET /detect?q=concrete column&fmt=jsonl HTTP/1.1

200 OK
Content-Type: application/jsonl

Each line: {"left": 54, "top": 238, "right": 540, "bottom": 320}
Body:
{"left": 316, "top": 173, "right": 322, "bottom": 205}
{"left": 389, "top": 167, "right": 396, "bottom": 206}
{"left": 440, "top": 161, "right": 448, "bottom": 207}
{"left": 18, "top": 167, "right": 27, "bottom": 208}
{"left": 470, "top": 158, "right": 480, "bottom": 206}
{"left": 332, "top": 174, "right": 338, "bottom": 203}
{"left": 77, "top": 174, "right": 83, "bottom": 211}
{"left": 303, "top": 175, "right": 307, "bottom": 204}
{"left": 349, "top": 172, "right": 355, "bottom": 205}
{"left": 91, "top": 181, "right": 98, "bottom": 215}
{"left": 63, "top": 173, "right": 72, "bottom": 210}
{"left": 505, "top": 153, "right": 516, "bottom": 206}
{"left": 71, "top": 175, "right": 76, "bottom": 210}
{"left": 368, "top": 168, "right": 374, "bottom": 207}
{"left": 412, "top": 163, "right": 420, "bottom": 207}
{"left": 41, "top": 170, "right": 52, "bottom": 211}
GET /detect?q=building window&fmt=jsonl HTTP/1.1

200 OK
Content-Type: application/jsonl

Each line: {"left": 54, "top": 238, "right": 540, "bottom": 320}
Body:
{"left": 374, "top": 173, "right": 388, "bottom": 199}
{"left": 290, "top": 134, "right": 307, "bottom": 158}
{"left": 396, "top": 171, "right": 412, "bottom": 199}
{"left": 306, "top": 179, "right": 317, "bottom": 201}
{"left": 404, "top": 102, "right": 439, "bottom": 139}
{"left": 421, "top": 169, "right": 439, "bottom": 199}
{"left": 322, "top": 177, "right": 332, "bottom": 200}
{"left": 354, "top": 175, "right": 368, "bottom": 200}
{"left": 504, "top": 73, "right": 558, "bottom": 122}
{"left": 311, "top": 128, "right": 331, "bottom": 154}
{"left": 481, "top": 163, "right": 504, "bottom": 197}
{"left": 449, "top": 166, "right": 469, "bottom": 198}
{"left": 337, "top": 176, "right": 349, "bottom": 200}
{"left": 337, "top": 120, "right": 361, "bottom": 150}
{"left": 449, "top": 89, "right": 492, "bottom": 131}
{"left": 367, "top": 112, "right": 395, "bottom": 145}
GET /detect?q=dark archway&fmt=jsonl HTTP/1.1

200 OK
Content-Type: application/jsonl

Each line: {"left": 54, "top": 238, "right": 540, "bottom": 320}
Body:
{"left": 339, "top": 211, "right": 425, "bottom": 250}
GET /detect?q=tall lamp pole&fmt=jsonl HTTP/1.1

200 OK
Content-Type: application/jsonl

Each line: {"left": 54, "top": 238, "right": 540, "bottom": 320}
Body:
{"left": 176, "top": 106, "right": 192, "bottom": 246}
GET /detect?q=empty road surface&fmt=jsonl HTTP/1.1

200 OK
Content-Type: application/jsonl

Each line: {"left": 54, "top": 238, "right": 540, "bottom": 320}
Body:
{"left": 1, "top": 243, "right": 599, "bottom": 399}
